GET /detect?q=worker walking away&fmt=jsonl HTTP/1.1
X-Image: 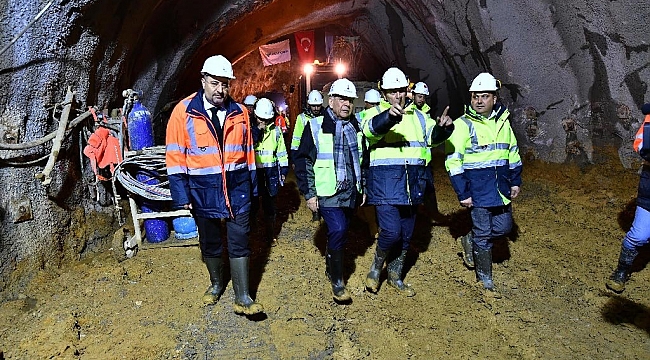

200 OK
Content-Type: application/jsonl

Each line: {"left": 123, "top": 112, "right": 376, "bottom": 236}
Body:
{"left": 294, "top": 78, "right": 365, "bottom": 303}
{"left": 361, "top": 68, "right": 454, "bottom": 297}
{"left": 355, "top": 88, "right": 382, "bottom": 239}
{"left": 165, "top": 55, "right": 263, "bottom": 315}
{"left": 606, "top": 103, "right": 650, "bottom": 293}
{"left": 292, "top": 89, "right": 325, "bottom": 221}
{"left": 251, "top": 98, "right": 289, "bottom": 247}
{"left": 445, "top": 72, "right": 523, "bottom": 293}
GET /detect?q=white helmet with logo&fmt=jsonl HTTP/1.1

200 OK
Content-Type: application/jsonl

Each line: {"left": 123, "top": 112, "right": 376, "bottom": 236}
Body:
{"left": 469, "top": 72, "right": 499, "bottom": 92}
{"left": 307, "top": 90, "right": 323, "bottom": 105}
{"left": 364, "top": 89, "right": 381, "bottom": 103}
{"left": 254, "top": 98, "right": 275, "bottom": 120}
{"left": 243, "top": 95, "right": 257, "bottom": 105}
{"left": 413, "top": 82, "right": 430, "bottom": 95}
{"left": 380, "top": 67, "right": 409, "bottom": 90}
{"left": 201, "top": 55, "right": 236, "bottom": 79}
{"left": 329, "top": 78, "right": 358, "bottom": 98}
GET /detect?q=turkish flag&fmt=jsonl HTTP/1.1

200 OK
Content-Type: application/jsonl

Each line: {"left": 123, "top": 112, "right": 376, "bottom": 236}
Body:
{"left": 294, "top": 30, "right": 315, "bottom": 63}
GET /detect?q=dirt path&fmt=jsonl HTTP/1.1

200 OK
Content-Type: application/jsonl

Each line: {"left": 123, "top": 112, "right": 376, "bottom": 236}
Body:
{"left": 1, "top": 149, "right": 649, "bottom": 359}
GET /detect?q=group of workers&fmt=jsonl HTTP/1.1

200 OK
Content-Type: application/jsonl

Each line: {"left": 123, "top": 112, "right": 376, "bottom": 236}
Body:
{"left": 164, "top": 53, "right": 648, "bottom": 316}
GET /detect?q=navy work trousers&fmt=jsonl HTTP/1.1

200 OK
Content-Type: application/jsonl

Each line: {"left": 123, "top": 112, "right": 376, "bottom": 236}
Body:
{"left": 194, "top": 212, "right": 251, "bottom": 258}
{"left": 470, "top": 205, "right": 513, "bottom": 250}
{"left": 319, "top": 207, "right": 352, "bottom": 251}
{"left": 376, "top": 204, "right": 417, "bottom": 252}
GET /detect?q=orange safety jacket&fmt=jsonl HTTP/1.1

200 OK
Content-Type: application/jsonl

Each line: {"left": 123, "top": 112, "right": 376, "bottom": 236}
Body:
{"left": 275, "top": 115, "right": 288, "bottom": 133}
{"left": 166, "top": 90, "right": 257, "bottom": 218}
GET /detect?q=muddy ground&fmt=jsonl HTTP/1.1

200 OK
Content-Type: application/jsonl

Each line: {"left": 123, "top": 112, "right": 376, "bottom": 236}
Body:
{"left": 1, "top": 147, "right": 650, "bottom": 359}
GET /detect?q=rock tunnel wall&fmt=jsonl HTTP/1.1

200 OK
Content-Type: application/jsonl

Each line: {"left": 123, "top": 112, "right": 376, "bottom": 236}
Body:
{"left": 0, "top": 0, "right": 648, "bottom": 287}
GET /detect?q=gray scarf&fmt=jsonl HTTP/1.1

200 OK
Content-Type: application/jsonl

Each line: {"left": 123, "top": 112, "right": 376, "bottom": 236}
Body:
{"left": 327, "top": 108, "right": 361, "bottom": 191}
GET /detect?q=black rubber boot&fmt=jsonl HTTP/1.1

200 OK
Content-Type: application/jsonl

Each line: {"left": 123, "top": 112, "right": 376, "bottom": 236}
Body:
{"left": 473, "top": 246, "right": 494, "bottom": 291}
{"left": 229, "top": 257, "right": 264, "bottom": 315}
{"left": 387, "top": 249, "right": 415, "bottom": 297}
{"left": 365, "top": 247, "right": 388, "bottom": 293}
{"left": 265, "top": 215, "right": 277, "bottom": 247}
{"left": 458, "top": 233, "right": 475, "bottom": 269}
{"left": 312, "top": 211, "right": 321, "bottom": 222}
{"left": 202, "top": 257, "right": 224, "bottom": 305}
{"left": 606, "top": 245, "right": 638, "bottom": 293}
{"left": 326, "top": 249, "right": 351, "bottom": 302}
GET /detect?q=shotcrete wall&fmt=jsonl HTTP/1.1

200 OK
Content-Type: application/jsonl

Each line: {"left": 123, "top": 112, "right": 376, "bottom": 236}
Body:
{"left": 0, "top": 0, "right": 648, "bottom": 288}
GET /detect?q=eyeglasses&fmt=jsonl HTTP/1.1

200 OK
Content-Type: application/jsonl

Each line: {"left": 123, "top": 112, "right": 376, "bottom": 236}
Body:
{"left": 204, "top": 77, "right": 229, "bottom": 90}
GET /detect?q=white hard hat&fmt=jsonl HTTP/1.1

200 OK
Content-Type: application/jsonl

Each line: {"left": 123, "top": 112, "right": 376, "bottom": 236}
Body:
{"left": 364, "top": 89, "right": 381, "bottom": 103}
{"left": 243, "top": 95, "right": 257, "bottom": 105}
{"left": 254, "top": 98, "right": 275, "bottom": 120}
{"left": 381, "top": 67, "right": 409, "bottom": 90}
{"left": 307, "top": 90, "right": 323, "bottom": 105}
{"left": 201, "top": 55, "right": 236, "bottom": 79}
{"left": 413, "top": 82, "right": 430, "bottom": 95}
{"left": 469, "top": 72, "right": 499, "bottom": 92}
{"left": 328, "top": 78, "right": 357, "bottom": 98}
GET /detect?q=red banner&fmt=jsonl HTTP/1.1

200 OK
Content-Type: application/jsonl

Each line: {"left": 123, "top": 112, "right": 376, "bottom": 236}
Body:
{"left": 294, "top": 30, "right": 315, "bottom": 63}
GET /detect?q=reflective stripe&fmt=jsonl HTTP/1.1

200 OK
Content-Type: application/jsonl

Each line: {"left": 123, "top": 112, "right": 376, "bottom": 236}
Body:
{"left": 461, "top": 159, "right": 508, "bottom": 169}
{"left": 224, "top": 144, "right": 246, "bottom": 153}
{"left": 446, "top": 152, "right": 464, "bottom": 161}
{"left": 256, "top": 150, "right": 274, "bottom": 156}
{"left": 448, "top": 167, "right": 464, "bottom": 176}
{"left": 166, "top": 143, "right": 186, "bottom": 153}
{"left": 224, "top": 163, "right": 249, "bottom": 171}
{"left": 370, "top": 158, "right": 426, "bottom": 166}
{"left": 167, "top": 165, "right": 187, "bottom": 175}
{"left": 317, "top": 152, "right": 334, "bottom": 160}
{"left": 188, "top": 146, "right": 219, "bottom": 156}
{"left": 509, "top": 160, "right": 522, "bottom": 169}
{"left": 257, "top": 161, "right": 278, "bottom": 168}
{"left": 188, "top": 166, "right": 223, "bottom": 175}
{"left": 466, "top": 142, "right": 510, "bottom": 154}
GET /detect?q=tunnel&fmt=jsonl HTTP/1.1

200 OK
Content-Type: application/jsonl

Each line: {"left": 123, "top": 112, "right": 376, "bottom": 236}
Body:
{"left": 0, "top": 0, "right": 649, "bottom": 358}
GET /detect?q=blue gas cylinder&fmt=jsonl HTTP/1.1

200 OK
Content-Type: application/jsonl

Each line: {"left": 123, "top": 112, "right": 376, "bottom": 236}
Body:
{"left": 127, "top": 100, "right": 154, "bottom": 150}
{"left": 128, "top": 97, "right": 170, "bottom": 243}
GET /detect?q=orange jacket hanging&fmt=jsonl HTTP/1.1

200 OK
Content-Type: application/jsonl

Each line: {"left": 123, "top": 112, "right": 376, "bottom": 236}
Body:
{"left": 165, "top": 90, "right": 257, "bottom": 218}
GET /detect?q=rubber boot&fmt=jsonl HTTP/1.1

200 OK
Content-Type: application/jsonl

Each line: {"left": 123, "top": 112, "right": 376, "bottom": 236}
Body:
{"left": 326, "top": 249, "right": 351, "bottom": 302}
{"left": 606, "top": 245, "right": 638, "bottom": 293}
{"left": 365, "top": 247, "right": 388, "bottom": 293}
{"left": 229, "top": 257, "right": 264, "bottom": 315}
{"left": 473, "top": 246, "right": 494, "bottom": 291}
{"left": 458, "top": 233, "right": 475, "bottom": 269}
{"left": 265, "top": 215, "right": 277, "bottom": 247}
{"left": 387, "top": 249, "right": 416, "bottom": 297}
{"left": 312, "top": 211, "right": 321, "bottom": 222}
{"left": 202, "top": 257, "right": 224, "bottom": 305}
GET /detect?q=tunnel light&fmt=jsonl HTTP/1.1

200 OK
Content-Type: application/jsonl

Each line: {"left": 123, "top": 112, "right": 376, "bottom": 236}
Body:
{"left": 334, "top": 63, "right": 346, "bottom": 77}
{"left": 303, "top": 63, "right": 314, "bottom": 75}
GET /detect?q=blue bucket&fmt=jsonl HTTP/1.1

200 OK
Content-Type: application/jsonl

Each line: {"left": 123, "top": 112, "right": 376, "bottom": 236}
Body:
{"left": 172, "top": 217, "right": 198, "bottom": 240}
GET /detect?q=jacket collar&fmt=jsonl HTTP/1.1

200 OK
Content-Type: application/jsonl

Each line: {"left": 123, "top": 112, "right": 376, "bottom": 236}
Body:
{"left": 187, "top": 89, "right": 243, "bottom": 118}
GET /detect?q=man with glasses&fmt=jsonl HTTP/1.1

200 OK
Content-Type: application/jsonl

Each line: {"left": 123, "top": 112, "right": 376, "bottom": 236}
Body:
{"left": 445, "top": 72, "right": 523, "bottom": 293}
{"left": 293, "top": 79, "right": 365, "bottom": 303}
{"left": 166, "top": 55, "right": 264, "bottom": 315}
{"left": 361, "top": 67, "right": 454, "bottom": 297}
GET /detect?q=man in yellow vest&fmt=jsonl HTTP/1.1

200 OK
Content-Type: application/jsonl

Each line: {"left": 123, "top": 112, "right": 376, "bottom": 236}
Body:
{"left": 292, "top": 90, "right": 324, "bottom": 221}
{"left": 361, "top": 68, "right": 454, "bottom": 297}
{"left": 445, "top": 72, "right": 523, "bottom": 292}
{"left": 293, "top": 78, "right": 365, "bottom": 303}
{"left": 251, "top": 98, "right": 289, "bottom": 247}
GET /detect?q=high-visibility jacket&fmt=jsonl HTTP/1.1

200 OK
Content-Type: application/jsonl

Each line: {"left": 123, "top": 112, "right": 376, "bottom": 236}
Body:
{"left": 291, "top": 112, "right": 315, "bottom": 151}
{"left": 254, "top": 123, "right": 289, "bottom": 197}
{"left": 360, "top": 100, "right": 453, "bottom": 205}
{"left": 166, "top": 90, "right": 257, "bottom": 218}
{"left": 634, "top": 111, "right": 650, "bottom": 211}
{"left": 444, "top": 103, "right": 522, "bottom": 207}
{"left": 308, "top": 116, "right": 364, "bottom": 197}
{"left": 406, "top": 102, "right": 433, "bottom": 164}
